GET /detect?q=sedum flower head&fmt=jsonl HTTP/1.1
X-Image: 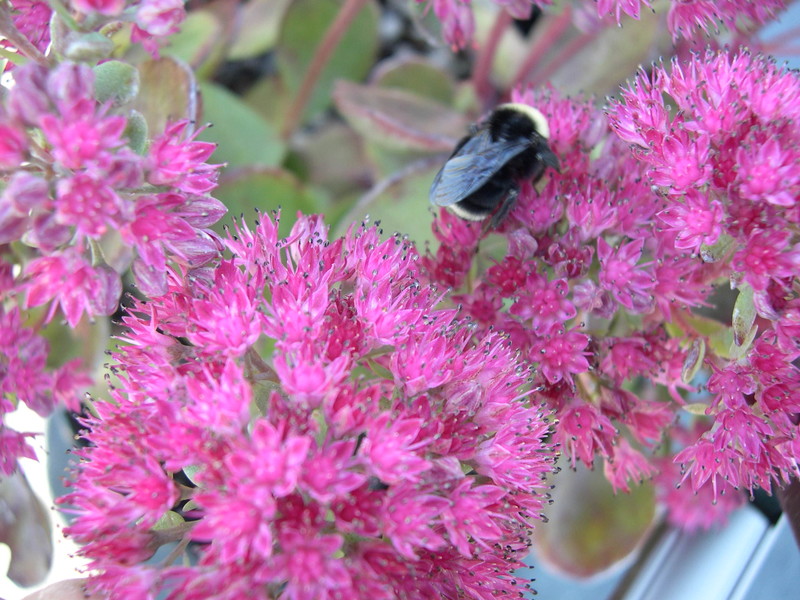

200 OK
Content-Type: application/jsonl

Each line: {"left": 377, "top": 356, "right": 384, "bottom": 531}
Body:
{"left": 0, "top": 61, "right": 225, "bottom": 326}
{"left": 425, "top": 56, "right": 800, "bottom": 531}
{"left": 60, "top": 213, "right": 555, "bottom": 599}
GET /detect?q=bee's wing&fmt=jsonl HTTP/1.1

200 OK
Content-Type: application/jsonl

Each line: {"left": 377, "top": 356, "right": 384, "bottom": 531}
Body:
{"left": 429, "top": 129, "right": 530, "bottom": 207}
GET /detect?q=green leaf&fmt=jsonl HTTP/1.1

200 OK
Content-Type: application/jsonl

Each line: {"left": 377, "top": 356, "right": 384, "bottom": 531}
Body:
{"left": 182, "top": 465, "right": 203, "bottom": 486}
{"left": 681, "top": 337, "right": 706, "bottom": 384}
{"left": 163, "top": 9, "right": 222, "bottom": 70}
{"left": 533, "top": 460, "right": 657, "bottom": 578}
{"left": 700, "top": 233, "right": 736, "bottom": 263}
{"left": 732, "top": 283, "right": 756, "bottom": 347}
{"left": 729, "top": 323, "right": 758, "bottom": 361}
{"left": 289, "top": 121, "right": 370, "bottom": 197}
{"left": 124, "top": 110, "right": 149, "bottom": 155}
{"left": 372, "top": 56, "right": 456, "bottom": 104}
{"left": 683, "top": 402, "right": 711, "bottom": 416}
{"left": 276, "top": 0, "right": 379, "bottom": 123}
{"left": 94, "top": 60, "right": 140, "bottom": 106}
{"left": 228, "top": 0, "right": 293, "bottom": 59}
{"left": 333, "top": 155, "right": 442, "bottom": 248}
{"left": 708, "top": 327, "right": 735, "bottom": 359}
{"left": 153, "top": 510, "right": 185, "bottom": 531}
{"left": 131, "top": 56, "right": 198, "bottom": 137}
{"left": 333, "top": 80, "right": 465, "bottom": 152}
{"left": 213, "top": 167, "right": 327, "bottom": 238}
{"left": 198, "top": 81, "right": 286, "bottom": 168}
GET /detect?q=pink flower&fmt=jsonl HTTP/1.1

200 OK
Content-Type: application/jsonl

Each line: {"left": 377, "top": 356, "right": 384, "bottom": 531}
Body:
{"left": 429, "top": 0, "right": 475, "bottom": 49}
{"left": 440, "top": 479, "right": 506, "bottom": 556}
{"left": 1, "top": 0, "right": 52, "bottom": 62}
{"left": 71, "top": 0, "right": 126, "bottom": 15}
{"left": 511, "top": 274, "right": 577, "bottom": 334}
{"left": 667, "top": 0, "right": 786, "bottom": 40}
{"left": 735, "top": 136, "right": 800, "bottom": 207}
{"left": 360, "top": 413, "right": 432, "bottom": 484}
{"left": 604, "top": 438, "right": 656, "bottom": 493}
{"left": 596, "top": 0, "right": 650, "bottom": 23}
{"left": 658, "top": 190, "right": 724, "bottom": 252}
{"left": 0, "top": 426, "right": 37, "bottom": 475}
{"left": 733, "top": 230, "right": 800, "bottom": 292}
{"left": 556, "top": 403, "right": 616, "bottom": 468}
{"left": 25, "top": 251, "right": 122, "bottom": 327}
{"left": 0, "top": 123, "right": 28, "bottom": 168}
{"left": 55, "top": 173, "right": 124, "bottom": 237}
{"left": 597, "top": 237, "right": 655, "bottom": 313}
{"left": 531, "top": 328, "right": 591, "bottom": 385}
{"left": 0, "top": 61, "right": 225, "bottom": 324}
{"left": 135, "top": 0, "right": 186, "bottom": 36}
{"left": 60, "top": 213, "right": 556, "bottom": 598}
{"left": 146, "top": 122, "right": 219, "bottom": 194}
{"left": 656, "top": 459, "right": 744, "bottom": 532}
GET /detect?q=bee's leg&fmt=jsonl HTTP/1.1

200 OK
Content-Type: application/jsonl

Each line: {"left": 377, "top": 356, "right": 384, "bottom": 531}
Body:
{"left": 490, "top": 184, "right": 519, "bottom": 228}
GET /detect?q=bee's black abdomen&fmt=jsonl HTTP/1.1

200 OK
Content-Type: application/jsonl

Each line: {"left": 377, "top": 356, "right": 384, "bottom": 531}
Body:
{"left": 455, "top": 177, "right": 513, "bottom": 219}
{"left": 505, "top": 146, "right": 548, "bottom": 182}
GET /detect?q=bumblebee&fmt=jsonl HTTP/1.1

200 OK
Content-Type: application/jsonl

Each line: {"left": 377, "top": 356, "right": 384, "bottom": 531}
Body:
{"left": 429, "top": 103, "right": 559, "bottom": 225}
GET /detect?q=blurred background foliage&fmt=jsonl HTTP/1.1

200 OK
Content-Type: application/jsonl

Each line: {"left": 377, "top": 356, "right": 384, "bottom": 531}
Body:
{"left": 114, "top": 0, "right": 671, "bottom": 245}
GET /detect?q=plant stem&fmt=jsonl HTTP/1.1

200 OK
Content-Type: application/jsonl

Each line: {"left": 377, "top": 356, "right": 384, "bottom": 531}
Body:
{"left": 0, "top": 3, "right": 51, "bottom": 67}
{"left": 472, "top": 8, "right": 513, "bottom": 107}
{"left": 511, "top": 6, "right": 572, "bottom": 91}
{"left": 280, "top": 0, "right": 370, "bottom": 140}
{"left": 527, "top": 29, "right": 597, "bottom": 88}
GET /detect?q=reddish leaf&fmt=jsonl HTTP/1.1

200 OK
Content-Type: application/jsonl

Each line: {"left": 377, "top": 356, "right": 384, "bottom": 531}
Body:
{"left": 333, "top": 81, "right": 467, "bottom": 152}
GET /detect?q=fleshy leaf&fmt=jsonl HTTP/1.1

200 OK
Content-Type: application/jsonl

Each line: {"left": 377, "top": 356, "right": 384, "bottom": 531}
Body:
{"left": 729, "top": 324, "right": 758, "bottom": 361}
{"left": 228, "top": 0, "right": 293, "bottom": 59}
{"left": 131, "top": 56, "right": 198, "bottom": 137}
{"left": 275, "top": 0, "right": 379, "bottom": 123}
{"left": 0, "top": 471, "right": 52, "bottom": 587}
{"left": 732, "top": 283, "right": 756, "bottom": 347}
{"left": 153, "top": 510, "right": 185, "bottom": 531}
{"left": 681, "top": 338, "right": 706, "bottom": 384}
{"left": 93, "top": 60, "right": 139, "bottom": 106}
{"left": 213, "top": 167, "right": 327, "bottom": 237}
{"left": 198, "top": 81, "right": 285, "bottom": 169}
{"left": 372, "top": 56, "right": 456, "bottom": 104}
{"left": 532, "top": 460, "right": 656, "bottom": 578}
{"left": 683, "top": 402, "right": 711, "bottom": 416}
{"left": 700, "top": 233, "right": 735, "bottom": 263}
{"left": 333, "top": 81, "right": 465, "bottom": 152}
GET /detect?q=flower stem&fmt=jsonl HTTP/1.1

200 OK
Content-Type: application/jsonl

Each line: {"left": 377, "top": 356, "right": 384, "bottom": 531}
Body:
{"left": 511, "top": 6, "right": 572, "bottom": 91}
{"left": 472, "top": 8, "right": 513, "bottom": 107}
{"left": 47, "top": 0, "right": 82, "bottom": 32}
{"left": 0, "top": 3, "right": 52, "bottom": 66}
{"left": 280, "top": 0, "right": 370, "bottom": 140}
{"left": 527, "top": 29, "right": 597, "bottom": 88}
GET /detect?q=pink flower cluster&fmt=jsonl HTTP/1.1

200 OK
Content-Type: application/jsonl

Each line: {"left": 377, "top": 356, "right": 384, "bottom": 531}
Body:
{"left": 418, "top": 0, "right": 787, "bottom": 48}
{"left": 0, "top": 259, "right": 91, "bottom": 473}
{"left": 0, "top": 61, "right": 225, "bottom": 327}
{"left": 60, "top": 213, "right": 555, "bottom": 599}
{"left": 423, "top": 52, "right": 800, "bottom": 530}
{"left": 596, "top": 0, "right": 786, "bottom": 39}
{"left": 1, "top": 0, "right": 185, "bottom": 60}
{"left": 0, "top": 61, "right": 223, "bottom": 474}
{"left": 609, "top": 48, "right": 800, "bottom": 515}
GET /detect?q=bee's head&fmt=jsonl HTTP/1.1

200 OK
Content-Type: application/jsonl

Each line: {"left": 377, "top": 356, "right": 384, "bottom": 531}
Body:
{"left": 492, "top": 103, "right": 550, "bottom": 140}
